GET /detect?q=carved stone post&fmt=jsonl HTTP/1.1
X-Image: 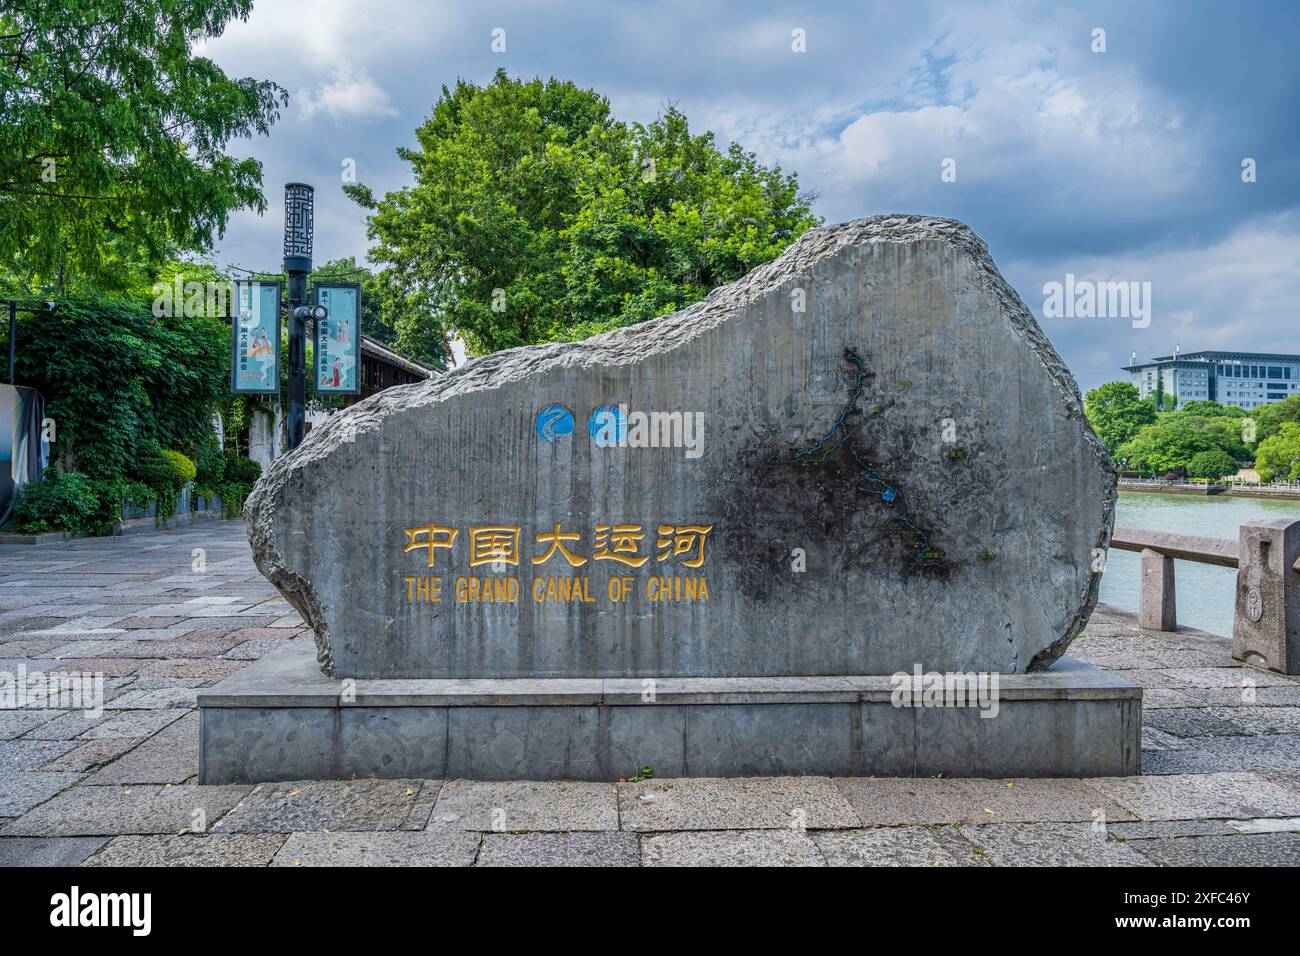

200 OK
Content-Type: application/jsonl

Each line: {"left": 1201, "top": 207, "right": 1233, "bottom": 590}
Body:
{"left": 1233, "top": 519, "right": 1300, "bottom": 674}
{"left": 1139, "top": 548, "right": 1176, "bottom": 631}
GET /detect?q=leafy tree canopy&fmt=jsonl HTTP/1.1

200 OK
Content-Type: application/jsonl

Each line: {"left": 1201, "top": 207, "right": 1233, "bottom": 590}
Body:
{"left": 13, "top": 293, "right": 227, "bottom": 479}
{"left": 1185, "top": 449, "right": 1239, "bottom": 480}
{"left": 0, "top": 0, "right": 286, "bottom": 291}
{"left": 1252, "top": 394, "right": 1300, "bottom": 445}
{"left": 348, "top": 70, "right": 820, "bottom": 355}
{"left": 1255, "top": 422, "right": 1300, "bottom": 483}
{"left": 1118, "top": 421, "right": 1219, "bottom": 474}
{"left": 1083, "top": 381, "right": 1157, "bottom": 454}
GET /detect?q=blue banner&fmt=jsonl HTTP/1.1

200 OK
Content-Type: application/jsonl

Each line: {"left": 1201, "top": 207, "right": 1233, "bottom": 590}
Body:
{"left": 231, "top": 280, "right": 282, "bottom": 394}
{"left": 314, "top": 282, "right": 361, "bottom": 395}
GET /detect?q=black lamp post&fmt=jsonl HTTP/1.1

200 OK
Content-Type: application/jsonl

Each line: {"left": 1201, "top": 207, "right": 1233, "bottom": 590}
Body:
{"left": 283, "top": 183, "right": 315, "bottom": 451}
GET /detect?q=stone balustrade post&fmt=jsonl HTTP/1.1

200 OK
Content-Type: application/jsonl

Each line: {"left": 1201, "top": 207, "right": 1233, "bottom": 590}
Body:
{"left": 1139, "top": 548, "right": 1177, "bottom": 631}
{"left": 1232, "top": 518, "right": 1300, "bottom": 674}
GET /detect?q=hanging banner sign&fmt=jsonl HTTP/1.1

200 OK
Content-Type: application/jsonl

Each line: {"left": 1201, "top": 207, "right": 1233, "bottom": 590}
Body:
{"left": 231, "top": 280, "right": 282, "bottom": 394}
{"left": 314, "top": 282, "right": 361, "bottom": 395}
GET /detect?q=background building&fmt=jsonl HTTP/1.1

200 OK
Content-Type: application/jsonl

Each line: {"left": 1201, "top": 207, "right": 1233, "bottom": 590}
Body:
{"left": 1123, "top": 350, "right": 1300, "bottom": 410}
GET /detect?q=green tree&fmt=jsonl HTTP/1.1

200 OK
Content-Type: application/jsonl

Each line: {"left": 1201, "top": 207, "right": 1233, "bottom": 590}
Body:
{"left": 1185, "top": 449, "right": 1238, "bottom": 480}
{"left": 1118, "top": 421, "right": 1217, "bottom": 474}
{"left": 312, "top": 257, "right": 449, "bottom": 369}
{"left": 1252, "top": 394, "right": 1300, "bottom": 446}
{"left": 348, "top": 71, "right": 820, "bottom": 355}
{"left": 0, "top": 0, "right": 286, "bottom": 291}
{"left": 1176, "top": 399, "right": 1247, "bottom": 418}
{"left": 13, "top": 294, "right": 227, "bottom": 479}
{"left": 1083, "top": 382, "right": 1157, "bottom": 455}
{"left": 1255, "top": 422, "right": 1300, "bottom": 483}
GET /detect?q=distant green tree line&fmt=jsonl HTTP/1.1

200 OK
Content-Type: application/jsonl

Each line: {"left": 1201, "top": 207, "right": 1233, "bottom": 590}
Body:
{"left": 1084, "top": 381, "right": 1300, "bottom": 482}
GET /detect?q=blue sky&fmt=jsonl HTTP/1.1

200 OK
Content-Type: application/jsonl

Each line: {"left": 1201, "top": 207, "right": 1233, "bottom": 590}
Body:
{"left": 204, "top": 0, "right": 1300, "bottom": 392}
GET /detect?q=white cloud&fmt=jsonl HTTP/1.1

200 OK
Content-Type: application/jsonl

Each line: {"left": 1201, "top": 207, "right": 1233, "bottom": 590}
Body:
{"left": 296, "top": 66, "right": 398, "bottom": 124}
{"left": 1016, "top": 211, "right": 1300, "bottom": 391}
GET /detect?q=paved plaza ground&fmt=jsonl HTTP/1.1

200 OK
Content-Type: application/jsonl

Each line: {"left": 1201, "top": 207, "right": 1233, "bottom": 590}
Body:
{"left": 1, "top": 519, "right": 1298, "bottom": 867}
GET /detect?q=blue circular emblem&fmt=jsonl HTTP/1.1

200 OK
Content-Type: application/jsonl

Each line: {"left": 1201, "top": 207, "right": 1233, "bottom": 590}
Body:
{"left": 536, "top": 405, "right": 575, "bottom": 443}
{"left": 588, "top": 405, "right": 626, "bottom": 446}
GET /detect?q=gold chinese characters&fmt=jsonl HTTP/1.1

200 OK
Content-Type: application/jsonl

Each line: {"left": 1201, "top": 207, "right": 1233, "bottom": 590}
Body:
{"left": 399, "top": 520, "right": 715, "bottom": 606}
{"left": 402, "top": 522, "right": 713, "bottom": 569}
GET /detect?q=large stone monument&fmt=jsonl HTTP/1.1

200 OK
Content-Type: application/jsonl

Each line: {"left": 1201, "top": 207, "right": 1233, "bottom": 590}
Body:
{"left": 200, "top": 215, "right": 1140, "bottom": 782}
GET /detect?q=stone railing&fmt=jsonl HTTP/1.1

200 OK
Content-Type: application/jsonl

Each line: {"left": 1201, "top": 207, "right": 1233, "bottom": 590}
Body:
{"left": 1109, "top": 519, "right": 1299, "bottom": 674}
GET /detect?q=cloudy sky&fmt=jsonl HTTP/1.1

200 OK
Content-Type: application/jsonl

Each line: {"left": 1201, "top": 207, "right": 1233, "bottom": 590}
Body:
{"left": 203, "top": 0, "right": 1300, "bottom": 391}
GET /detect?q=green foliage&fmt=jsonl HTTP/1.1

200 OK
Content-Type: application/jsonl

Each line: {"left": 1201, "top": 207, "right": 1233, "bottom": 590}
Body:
{"left": 311, "top": 257, "right": 448, "bottom": 370}
{"left": 13, "top": 295, "right": 226, "bottom": 480}
{"left": 350, "top": 71, "right": 820, "bottom": 355}
{"left": 1255, "top": 422, "right": 1300, "bottom": 483}
{"left": 1083, "top": 382, "right": 1157, "bottom": 454}
{"left": 224, "top": 453, "right": 261, "bottom": 486}
{"left": 195, "top": 443, "right": 227, "bottom": 489}
{"left": 1118, "top": 421, "right": 1218, "bottom": 474}
{"left": 134, "top": 448, "right": 179, "bottom": 490}
{"left": 1252, "top": 394, "right": 1300, "bottom": 445}
{"left": 0, "top": 1, "right": 286, "bottom": 291}
{"left": 9, "top": 471, "right": 121, "bottom": 536}
{"left": 1185, "top": 449, "right": 1239, "bottom": 480}
{"left": 133, "top": 446, "right": 195, "bottom": 521}
{"left": 1177, "top": 400, "right": 1247, "bottom": 418}
{"left": 161, "top": 450, "right": 197, "bottom": 484}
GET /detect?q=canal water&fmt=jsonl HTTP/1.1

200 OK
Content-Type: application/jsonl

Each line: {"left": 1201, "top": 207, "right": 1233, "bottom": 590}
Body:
{"left": 1099, "top": 491, "right": 1300, "bottom": 636}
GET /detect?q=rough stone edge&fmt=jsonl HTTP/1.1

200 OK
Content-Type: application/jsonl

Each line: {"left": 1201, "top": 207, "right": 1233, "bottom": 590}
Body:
{"left": 243, "top": 213, "right": 1116, "bottom": 677}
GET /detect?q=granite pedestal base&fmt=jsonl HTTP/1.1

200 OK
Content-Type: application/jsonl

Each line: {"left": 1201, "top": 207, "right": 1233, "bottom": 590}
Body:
{"left": 197, "top": 642, "right": 1142, "bottom": 783}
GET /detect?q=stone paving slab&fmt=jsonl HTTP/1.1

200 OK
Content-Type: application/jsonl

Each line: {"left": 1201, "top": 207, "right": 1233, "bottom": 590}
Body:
{"left": 270, "top": 829, "right": 481, "bottom": 866}
{"left": 0, "top": 836, "right": 109, "bottom": 866}
{"left": 20, "top": 710, "right": 119, "bottom": 741}
{"left": 78, "top": 708, "right": 190, "bottom": 740}
{"left": 40, "top": 737, "right": 146, "bottom": 773}
{"left": 432, "top": 780, "right": 620, "bottom": 832}
{"left": 0, "top": 711, "right": 56, "bottom": 739}
{"left": 1184, "top": 686, "right": 1300, "bottom": 707}
{"left": 0, "top": 784, "right": 250, "bottom": 835}
{"left": 0, "top": 739, "right": 77, "bottom": 770}
{"left": 82, "top": 834, "right": 287, "bottom": 866}
{"left": 1146, "top": 708, "right": 1249, "bottom": 738}
{"left": 619, "top": 777, "right": 859, "bottom": 831}
{"left": 135, "top": 659, "right": 246, "bottom": 680}
{"left": 642, "top": 829, "right": 826, "bottom": 866}
{"left": 86, "top": 713, "right": 198, "bottom": 784}
{"left": 1085, "top": 772, "right": 1300, "bottom": 821}
{"left": 1138, "top": 735, "right": 1300, "bottom": 775}
{"left": 957, "top": 822, "right": 1149, "bottom": 866}
{"left": 834, "top": 777, "right": 1136, "bottom": 826}
{"left": 1126, "top": 832, "right": 1300, "bottom": 866}
{"left": 213, "top": 780, "right": 426, "bottom": 833}
{"left": 476, "top": 832, "right": 640, "bottom": 867}
{"left": 813, "top": 825, "right": 989, "bottom": 866}
{"left": 1107, "top": 819, "right": 1240, "bottom": 840}
{"left": 109, "top": 686, "right": 201, "bottom": 709}
{"left": 0, "top": 770, "right": 85, "bottom": 816}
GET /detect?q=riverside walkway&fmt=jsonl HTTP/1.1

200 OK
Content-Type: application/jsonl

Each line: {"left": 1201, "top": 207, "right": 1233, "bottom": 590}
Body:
{"left": 0, "top": 520, "right": 1297, "bottom": 866}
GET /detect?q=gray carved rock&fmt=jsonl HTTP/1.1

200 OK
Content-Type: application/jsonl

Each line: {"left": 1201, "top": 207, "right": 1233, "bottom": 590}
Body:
{"left": 246, "top": 214, "right": 1115, "bottom": 679}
